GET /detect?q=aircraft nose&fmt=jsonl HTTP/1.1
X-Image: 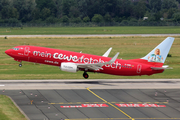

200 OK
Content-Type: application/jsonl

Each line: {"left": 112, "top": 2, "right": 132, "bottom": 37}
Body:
{"left": 5, "top": 49, "right": 12, "bottom": 55}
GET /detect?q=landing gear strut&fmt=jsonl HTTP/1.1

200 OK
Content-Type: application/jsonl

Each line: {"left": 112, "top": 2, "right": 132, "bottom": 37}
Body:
{"left": 19, "top": 62, "right": 22, "bottom": 67}
{"left": 83, "top": 72, "right": 89, "bottom": 79}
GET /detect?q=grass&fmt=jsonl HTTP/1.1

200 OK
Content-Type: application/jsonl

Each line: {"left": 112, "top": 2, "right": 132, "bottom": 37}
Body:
{"left": 0, "top": 35, "right": 179, "bottom": 120}
{"left": 0, "top": 26, "right": 180, "bottom": 35}
{"left": 0, "top": 95, "right": 26, "bottom": 120}
{"left": 0, "top": 36, "right": 180, "bottom": 79}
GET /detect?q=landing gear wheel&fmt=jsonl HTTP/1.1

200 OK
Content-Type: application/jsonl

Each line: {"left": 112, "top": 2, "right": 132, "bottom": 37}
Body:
{"left": 19, "top": 61, "right": 22, "bottom": 67}
{"left": 19, "top": 64, "right": 22, "bottom": 67}
{"left": 83, "top": 72, "right": 89, "bottom": 79}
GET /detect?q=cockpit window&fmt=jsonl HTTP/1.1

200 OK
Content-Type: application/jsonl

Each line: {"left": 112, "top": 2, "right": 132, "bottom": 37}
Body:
{"left": 13, "top": 48, "right": 19, "bottom": 50}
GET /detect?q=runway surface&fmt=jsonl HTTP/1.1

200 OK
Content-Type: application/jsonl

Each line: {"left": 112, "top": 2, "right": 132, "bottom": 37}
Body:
{"left": 1, "top": 79, "right": 180, "bottom": 120}
{"left": 1, "top": 79, "right": 180, "bottom": 89}
{"left": 0, "top": 34, "right": 180, "bottom": 38}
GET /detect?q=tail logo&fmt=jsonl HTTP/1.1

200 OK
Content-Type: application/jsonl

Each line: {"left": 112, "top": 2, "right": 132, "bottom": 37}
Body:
{"left": 148, "top": 48, "right": 163, "bottom": 63}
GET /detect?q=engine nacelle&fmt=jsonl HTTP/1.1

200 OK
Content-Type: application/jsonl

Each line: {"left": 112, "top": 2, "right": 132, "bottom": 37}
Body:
{"left": 60, "top": 62, "right": 78, "bottom": 73}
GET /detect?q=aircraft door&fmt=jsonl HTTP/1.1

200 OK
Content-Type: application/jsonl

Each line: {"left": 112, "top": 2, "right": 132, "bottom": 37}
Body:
{"left": 137, "top": 65, "right": 142, "bottom": 74}
{"left": 24, "top": 47, "right": 30, "bottom": 56}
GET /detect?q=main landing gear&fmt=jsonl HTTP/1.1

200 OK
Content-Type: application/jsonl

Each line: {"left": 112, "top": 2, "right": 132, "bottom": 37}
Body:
{"left": 19, "top": 62, "right": 22, "bottom": 67}
{"left": 83, "top": 72, "right": 89, "bottom": 79}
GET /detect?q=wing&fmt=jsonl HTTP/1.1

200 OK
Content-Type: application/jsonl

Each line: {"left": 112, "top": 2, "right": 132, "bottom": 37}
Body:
{"left": 151, "top": 65, "right": 172, "bottom": 70}
{"left": 77, "top": 52, "right": 119, "bottom": 71}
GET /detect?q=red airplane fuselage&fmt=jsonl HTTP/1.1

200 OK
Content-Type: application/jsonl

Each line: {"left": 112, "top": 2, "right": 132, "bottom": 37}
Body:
{"left": 5, "top": 45, "right": 164, "bottom": 77}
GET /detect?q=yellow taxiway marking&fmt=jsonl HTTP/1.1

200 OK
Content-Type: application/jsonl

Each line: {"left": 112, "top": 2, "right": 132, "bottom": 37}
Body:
{"left": 86, "top": 87, "right": 132, "bottom": 119}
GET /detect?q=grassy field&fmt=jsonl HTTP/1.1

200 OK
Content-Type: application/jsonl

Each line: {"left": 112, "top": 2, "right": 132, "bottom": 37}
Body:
{"left": 0, "top": 26, "right": 180, "bottom": 35}
{"left": 0, "top": 36, "right": 180, "bottom": 79}
{"left": 0, "top": 32, "right": 180, "bottom": 120}
{"left": 0, "top": 95, "right": 26, "bottom": 120}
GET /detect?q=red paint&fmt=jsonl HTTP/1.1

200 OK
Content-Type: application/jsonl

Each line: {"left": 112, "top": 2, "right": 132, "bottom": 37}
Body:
{"left": 61, "top": 104, "right": 108, "bottom": 108}
{"left": 5, "top": 37, "right": 174, "bottom": 79}
{"left": 116, "top": 104, "right": 166, "bottom": 107}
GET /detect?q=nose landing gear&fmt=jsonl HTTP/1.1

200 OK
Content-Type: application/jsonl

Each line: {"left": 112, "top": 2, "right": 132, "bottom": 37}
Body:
{"left": 83, "top": 72, "right": 89, "bottom": 79}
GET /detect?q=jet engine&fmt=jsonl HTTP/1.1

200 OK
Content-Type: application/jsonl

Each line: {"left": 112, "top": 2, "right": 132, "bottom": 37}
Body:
{"left": 60, "top": 62, "right": 78, "bottom": 73}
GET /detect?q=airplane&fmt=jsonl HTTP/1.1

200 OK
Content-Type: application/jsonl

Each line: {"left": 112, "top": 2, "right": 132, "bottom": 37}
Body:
{"left": 5, "top": 37, "right": 174, "bottom": 79}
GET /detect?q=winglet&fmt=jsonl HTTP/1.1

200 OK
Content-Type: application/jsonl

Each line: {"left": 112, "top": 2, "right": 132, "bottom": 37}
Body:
{"left": 103, "top": 47, "right": 112, "bottom": 57}
{"left": 107, "top": 52, "right": 119, "bottom": 64}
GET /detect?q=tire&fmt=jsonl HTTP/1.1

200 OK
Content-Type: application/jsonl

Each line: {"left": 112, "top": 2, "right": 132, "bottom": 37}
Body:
{"left": 83, "top": 72, "right": 89, "bottom": 79}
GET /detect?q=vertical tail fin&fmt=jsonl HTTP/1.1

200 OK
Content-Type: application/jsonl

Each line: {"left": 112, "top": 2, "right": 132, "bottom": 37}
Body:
{"left": 141, "top": 37, "right": 174, "bottom": 63}
{"left": 103, "top": 47, "right": 112, "bottom": 57}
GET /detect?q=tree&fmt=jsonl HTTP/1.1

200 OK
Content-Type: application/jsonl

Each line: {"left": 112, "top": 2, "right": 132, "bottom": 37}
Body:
{"left": 91, "top": 14, "right": 104, "bottom": 23}
{"left": 36, "top": 0, "right": 56, "bottom": 18}
{"left": 69, "top": 6, "right": 80, "bottom": 18}
{"left": 13, "top": 0, "right": 36, "bottom": 22}
{"left": 11, "top": 8, "right": 19, "bottom": 19}
{"left": 36, "top": 0, "right": 55, "bottom": 11}
{"left": 167, "top": 8, "right": 178, "bottom": 19}
{"left": 104, "top": 13, "right": 112, "bottom": 22}
{"left": 117, "top": 0, "right": 132, "bottom": 17}
{"left": 1, "top": 6, "right": 11, "bottom": 19}
{"left": 161, "top": 0, "right": 178, "bottom": 10}
{"left": 83, "top": 16, "right": 90, "bottom": 22}
{"left": 132, "top": 0, "right": 147, "bottom": 19}
{"left": 41, "top": 8, "right": 51, "bottom": 20}
{"left": 173, "top": 12, "right": 180, "bottom": 22}
{"left": 62, "top": 0, "right": 71, "bottom": 16}
{"left": 8, "top": 18, "right": 21, "bottom": 27}
{"left": 144, "top": 11, "right": 156, "bottom": 21}
{"left": 100, "top": 0, "right": 120, "bottom": 17}
{"left": 86, "top": 0, "right": 101, "bottom": 18}
{"left": 177, "top": 0, "right": 180, "bottom": 3}
{"left": 55, "top": 0, "right": 63, "bottom": 18}
{"left": 60, "top": 15, "right": 69, "bottom": 23}
{"left": 70, "top": 17, "right": 82, "bottom": 23}
{"left": 0, "top": 0, "right": 11, "bottom": 9}
{"left": 149, "top": 0, "right": 162, "bottom": 12}
{"left": 78, "top": 0, "right": 88, "bottom": 18}
{"left": 154, "top": 12, "right": 162, "bottom": 21}
{"left": 45, "top": 16, "right": 57, "bottom": 23}
{"left": 31, "top": 8, "right": 41, "bottom": 20}
{"left": 0, "top": 0, "right": 179, "bottom": 24}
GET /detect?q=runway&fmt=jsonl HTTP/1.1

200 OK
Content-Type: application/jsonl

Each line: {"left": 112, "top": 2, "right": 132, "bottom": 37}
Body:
{"left": 0, "top": 79, "right": 180, "bottom": 89}
{"left": 1, "top": 79, "right": 180, "bottom": 120}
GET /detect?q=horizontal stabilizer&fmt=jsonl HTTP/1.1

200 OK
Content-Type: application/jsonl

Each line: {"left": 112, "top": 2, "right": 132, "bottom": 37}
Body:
{"left": 151, "top": 65, "right": 172, "bottom": 70}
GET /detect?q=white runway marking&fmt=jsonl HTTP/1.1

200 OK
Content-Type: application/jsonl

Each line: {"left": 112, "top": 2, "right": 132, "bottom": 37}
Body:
{"left": 0, "top": 85, "right": 5, "bottom": 86}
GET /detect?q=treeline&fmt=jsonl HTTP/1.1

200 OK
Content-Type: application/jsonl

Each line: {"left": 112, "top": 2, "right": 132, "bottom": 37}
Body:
{"left": 0, "top": 0, "right": 180, "bottom": 27}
